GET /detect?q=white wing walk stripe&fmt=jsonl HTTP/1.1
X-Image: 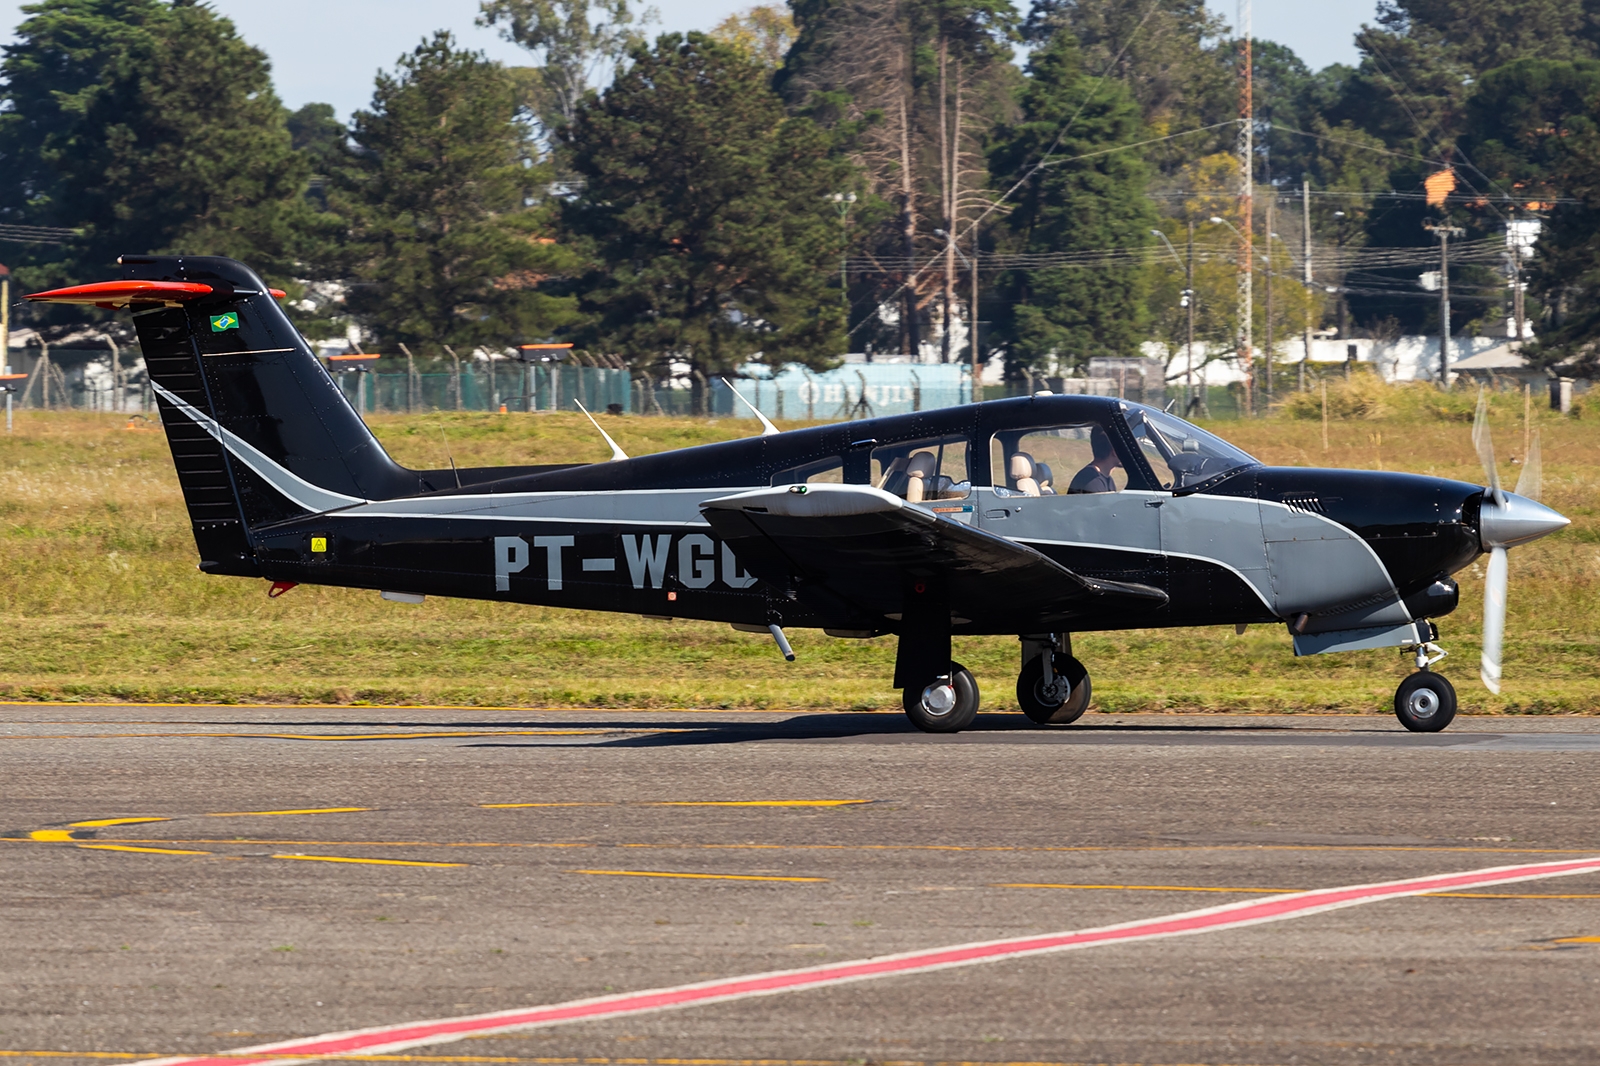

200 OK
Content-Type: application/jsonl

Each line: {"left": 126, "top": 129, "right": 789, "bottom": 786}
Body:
{"left": 150, "top": 381, "right": 367, "bottom": 514}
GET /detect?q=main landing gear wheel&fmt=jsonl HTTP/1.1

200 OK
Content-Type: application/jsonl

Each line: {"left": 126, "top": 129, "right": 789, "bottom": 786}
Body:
{"left": 1018, "top": 653, "right": 1091, "bottom": 725}
{"left": 904, "top": 662, "right": 979, "bottom": 733}
{"left": 1394, "top": 672, "right": 1457, "bottom": 733}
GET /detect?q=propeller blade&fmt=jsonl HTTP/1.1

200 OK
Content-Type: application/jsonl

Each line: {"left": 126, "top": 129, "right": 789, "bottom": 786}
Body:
{"left": 1471, "top": 388, "right": 1504, "bottom": 506}
{"left": 1480, "top": 544, "right": 1508, "bottom": 694}
{"left": 1514, "top": 428, "right": 1542, "bottom": 502}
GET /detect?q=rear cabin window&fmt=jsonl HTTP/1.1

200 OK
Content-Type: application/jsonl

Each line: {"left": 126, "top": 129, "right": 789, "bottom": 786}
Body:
{"left": 870, "top": 437, "right": 971, "bottom": 502}
{"left": 770, "top": 455, "right": 844, "bottom": 485}
{"left": 990, "top": 425, "right": 1128, "bottom": 497}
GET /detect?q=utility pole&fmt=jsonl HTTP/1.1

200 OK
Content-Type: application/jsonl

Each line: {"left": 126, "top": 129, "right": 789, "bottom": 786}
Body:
{"left": 1186, "top": 220, "right": 1197, "bottom": 413}
{"left": 1301, "top": 178, "right": 1312, "bottom": 392}
{"left": 830, "top": 192, "right": 855, "bottom": 309}
{"left": 1264, "top": 192, "right": 1274, "bottom": 405}
{"left": 1237, "top": 0, "right": 1253, "bottom": 414}
{"left": 1423, "top": 220, "right": 1464, "bottom": 387}
{"left": 970, "top": 228, "right": 981, "bottom": 402}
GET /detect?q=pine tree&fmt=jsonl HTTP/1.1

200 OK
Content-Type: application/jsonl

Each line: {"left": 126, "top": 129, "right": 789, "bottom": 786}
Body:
{"left": 987, "top": 31, "right": 1157, "bottom": 373}
{"left": 778, "top": 0, "right": 1019, "bottom": 358}
{"left": 338, "top": 32, "right": 575, "bottom": 355}
{"left": 557, "top": 32, "right": 856, "bottom": 376}
{"left": 0, "top": 0, "right": 316, "bottom": 295}
{"left": 1462, "top": 58, "right": 1600, "bottom": 374}
{"left": 1024, "top": 0, "right": 1235, "bottom": 175}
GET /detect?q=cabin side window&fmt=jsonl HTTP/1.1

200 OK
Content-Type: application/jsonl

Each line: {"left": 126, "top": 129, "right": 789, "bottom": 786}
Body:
{"left": 870, "top": 437, "right": 971, "bottom": 502}
{"left": 990, "top": 424, "right": 1128, "bottom": 497}
{"left": 769, "top": 455, "right": 844, "bottom": 485}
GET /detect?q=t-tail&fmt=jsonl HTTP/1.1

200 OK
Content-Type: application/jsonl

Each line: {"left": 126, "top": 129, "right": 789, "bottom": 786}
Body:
{"left": 27, "top": 256, "right": 437, "bottom": 576}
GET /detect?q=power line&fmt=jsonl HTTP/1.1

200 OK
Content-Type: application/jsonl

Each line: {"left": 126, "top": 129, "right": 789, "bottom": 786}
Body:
{"left": 847, "top": 0, "right": 1170, "bottom": 338}
{"left": 844, "top": 237, "right": 1508, "bottom": 273}
{"left": 0, "top": 224, "right": 78, "bottom": 245}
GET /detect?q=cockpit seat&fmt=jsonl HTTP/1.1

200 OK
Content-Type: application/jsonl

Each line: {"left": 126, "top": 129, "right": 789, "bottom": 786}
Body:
{"left": 1008, "top": 451, "right": 1042, "bottom": 497}
{"left": 904, "top": 451, "right": 939, "bottom": 502}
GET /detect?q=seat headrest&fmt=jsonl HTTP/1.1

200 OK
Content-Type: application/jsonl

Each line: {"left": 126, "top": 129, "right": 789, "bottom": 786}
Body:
{"left": 907, "top": 451, "right": 938, "bottom": 479}
{"left": 1009, "top": 451, "right": 1035, "bottom": 481}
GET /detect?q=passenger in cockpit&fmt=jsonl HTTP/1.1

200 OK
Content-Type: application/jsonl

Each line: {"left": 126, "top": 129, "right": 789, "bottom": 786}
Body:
{"left": 1068, "top": 426, "right": 1122, "bottom": 494}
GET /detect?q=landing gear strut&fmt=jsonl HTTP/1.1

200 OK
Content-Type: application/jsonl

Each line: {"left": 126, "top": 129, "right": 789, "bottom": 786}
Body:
{"left": 1394, "top": 635, "right": 1456, "bottom": 733}
{"left": 1018, "top": 634, "right": 1091, "bottom": 725}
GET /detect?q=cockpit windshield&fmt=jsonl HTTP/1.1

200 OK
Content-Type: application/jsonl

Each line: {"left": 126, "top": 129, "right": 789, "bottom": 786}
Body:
{"left": 1123, "top": 404, "right": 1258, "bottom": 491}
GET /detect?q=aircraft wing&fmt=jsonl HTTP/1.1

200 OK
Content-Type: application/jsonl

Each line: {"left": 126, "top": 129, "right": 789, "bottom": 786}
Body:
{"left": 700, "top": 484, "right": 1167, "bottom": 629}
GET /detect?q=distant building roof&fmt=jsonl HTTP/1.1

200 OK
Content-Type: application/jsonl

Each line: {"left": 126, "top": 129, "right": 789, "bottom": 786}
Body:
{"left": 1453, "top": 344, "right": 1536, "bottom": 372}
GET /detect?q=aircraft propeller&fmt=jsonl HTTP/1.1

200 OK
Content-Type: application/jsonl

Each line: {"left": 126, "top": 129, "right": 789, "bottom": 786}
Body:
{"left": 1470, "top": 389, "right": 1565, "bottom": 694}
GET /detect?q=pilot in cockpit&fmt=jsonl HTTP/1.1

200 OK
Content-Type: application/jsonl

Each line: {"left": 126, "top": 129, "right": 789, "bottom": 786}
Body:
{"left": 1067, "top": 426, "right": 1122, "bottom": 494}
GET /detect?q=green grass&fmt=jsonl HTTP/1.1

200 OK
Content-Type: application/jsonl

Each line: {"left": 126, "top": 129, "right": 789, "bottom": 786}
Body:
{"left": 0, "top": 384, "right": 1593, "bottom": 715}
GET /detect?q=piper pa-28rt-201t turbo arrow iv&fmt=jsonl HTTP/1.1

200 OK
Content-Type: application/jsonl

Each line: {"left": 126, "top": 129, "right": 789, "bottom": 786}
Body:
{"left": 29, "top": 256, "right": 1570, "bottom": 733}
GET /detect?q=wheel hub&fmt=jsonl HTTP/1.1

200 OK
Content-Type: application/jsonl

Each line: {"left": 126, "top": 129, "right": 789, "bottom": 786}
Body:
{"left": 1407, "top": 687, "right": 1439, "bottom": 720}
{"left": 921, "top": 682, "right": 957, "bottom": 715}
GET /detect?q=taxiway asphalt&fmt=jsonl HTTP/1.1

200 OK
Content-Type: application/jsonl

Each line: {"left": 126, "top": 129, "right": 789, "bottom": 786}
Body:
{"left": 4, "top": 705, "right": 1600, "bottom": 1066}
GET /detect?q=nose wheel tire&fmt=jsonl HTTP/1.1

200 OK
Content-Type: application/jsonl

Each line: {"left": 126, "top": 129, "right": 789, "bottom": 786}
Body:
{"left": 904, "top": 662, "right": 979, "bottom": 733}
{"left": 1394, "top": 672, "right": 1457, "bottom": 733}
{"left": 1018, "top": 654, "right": 1091, "bottom": 725}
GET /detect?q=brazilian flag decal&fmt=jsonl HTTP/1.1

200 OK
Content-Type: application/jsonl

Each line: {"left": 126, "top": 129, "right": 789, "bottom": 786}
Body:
{"left": 209, "top": 312, "right": 239, "bottom": 332}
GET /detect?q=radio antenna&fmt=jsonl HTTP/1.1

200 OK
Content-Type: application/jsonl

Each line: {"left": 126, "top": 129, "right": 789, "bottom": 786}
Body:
{"left": 721, "top": 377, "right": 780, "bottom": 436}
{"left": 574, "top": 399, "right": 628, "bottom": 461}
{"left": 436, "top": 422, "right": 462, "bottom": 488}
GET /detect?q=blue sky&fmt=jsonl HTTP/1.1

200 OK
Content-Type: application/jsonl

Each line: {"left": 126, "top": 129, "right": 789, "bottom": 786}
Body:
{"left": 0, "top": 0, "right": 1380, "bottom": 120}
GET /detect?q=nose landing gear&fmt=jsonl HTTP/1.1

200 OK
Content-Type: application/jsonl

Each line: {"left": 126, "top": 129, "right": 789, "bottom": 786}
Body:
{"left": 1395, "top": 636, "right": 1456, "bottom": 732}
{"left": 1018, "top": 634, "right": 1091, "bottom": 725}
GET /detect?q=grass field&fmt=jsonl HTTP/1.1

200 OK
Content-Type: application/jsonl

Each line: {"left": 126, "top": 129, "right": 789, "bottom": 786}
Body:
{"left": 0, "top": 380, "right": 1593, "bottom": 715}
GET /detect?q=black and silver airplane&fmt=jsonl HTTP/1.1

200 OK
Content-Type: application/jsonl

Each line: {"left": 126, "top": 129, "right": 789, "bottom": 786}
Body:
{"left": 28, "top": 256, "right": 1571, "bottom": 734}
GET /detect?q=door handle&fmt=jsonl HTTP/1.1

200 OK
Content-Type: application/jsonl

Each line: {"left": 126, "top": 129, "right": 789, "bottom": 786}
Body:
{"left": 1145, "top": 500, "right": 1165, "bottom": 508}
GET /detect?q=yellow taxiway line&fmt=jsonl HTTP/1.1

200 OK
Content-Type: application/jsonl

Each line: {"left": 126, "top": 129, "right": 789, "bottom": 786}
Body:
{"left": 272, "top": 854, "right": 466, "bottom": 868}
{"left": 77, "top": 844, "right": 211, "bottom": 856}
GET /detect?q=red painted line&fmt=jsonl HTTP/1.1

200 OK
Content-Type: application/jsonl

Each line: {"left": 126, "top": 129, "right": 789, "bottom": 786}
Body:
{"left": 140, "top": 855, "right": 1600, "bottom": 1066}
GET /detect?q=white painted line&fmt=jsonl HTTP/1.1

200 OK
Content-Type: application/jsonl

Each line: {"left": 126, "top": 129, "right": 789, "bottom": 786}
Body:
{"left": 134, "top": 855, "right": 1600, "bottom": 1066}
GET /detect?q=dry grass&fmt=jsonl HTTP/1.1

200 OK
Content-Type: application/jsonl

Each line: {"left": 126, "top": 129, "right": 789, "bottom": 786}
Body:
{"left": 0, "top": 386, "right": 1592, "bottom": 715}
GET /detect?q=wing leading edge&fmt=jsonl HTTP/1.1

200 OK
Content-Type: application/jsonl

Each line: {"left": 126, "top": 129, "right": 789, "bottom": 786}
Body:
{"left": 700, "top": 484, "right": 1167, "bottom": 630}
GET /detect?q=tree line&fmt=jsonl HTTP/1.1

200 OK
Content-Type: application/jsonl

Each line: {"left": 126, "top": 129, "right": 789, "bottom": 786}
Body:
{"left": 5, "top": 0, "right": 1600, "bottom": 381}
